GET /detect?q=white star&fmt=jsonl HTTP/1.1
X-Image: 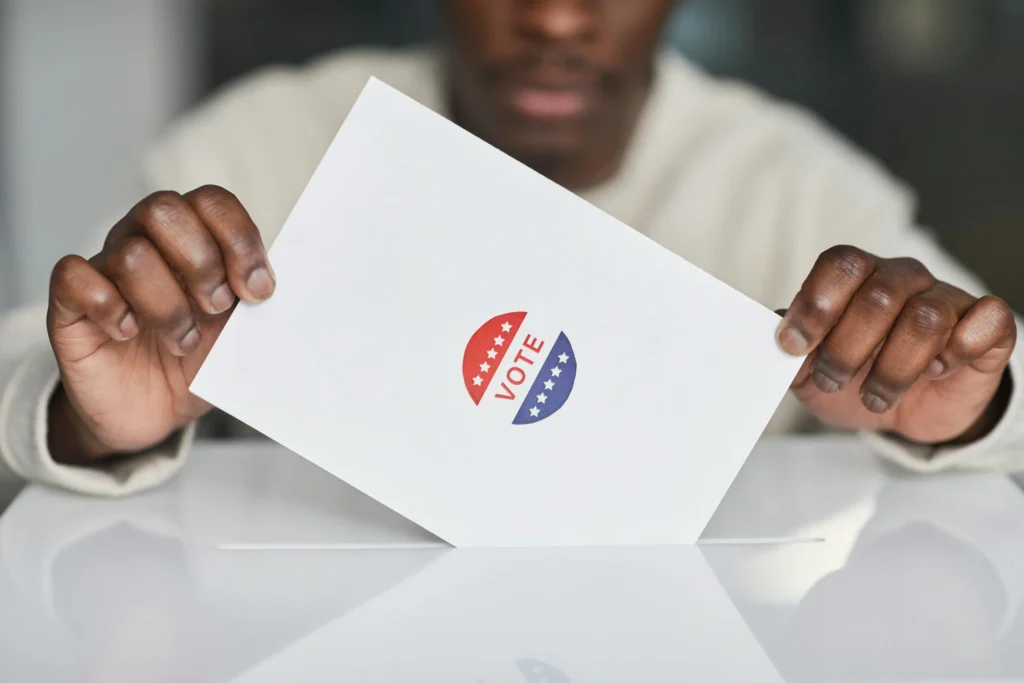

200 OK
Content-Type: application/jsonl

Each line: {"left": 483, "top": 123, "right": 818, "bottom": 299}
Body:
{"left": 558, "top": 353, "right": 570, "bottom": 364}
{"left": 544, "top": 379, "right": 555, "bottom": 391}
{"left": 551, "top": 367, "right": 562, "bottom": 377}
{"left": 536, "top": 393, "right": 548, "bottom": 404}
{"left": 472, "top": 376, "right": 483, "bottom": 386}
{"left": 486, "top": 348, "right": 497, "bottom": 359}
{"left": 494, "top": 335, "right": 505, "bottom": 346}
{"left": 501, "top": 322, "right": 512, "bottom": 333}
{"left": 480, "top": 361, "right": 491, "bottom": 373}
{"left": 529, "top": 406, "right": 541, "bottom": 418}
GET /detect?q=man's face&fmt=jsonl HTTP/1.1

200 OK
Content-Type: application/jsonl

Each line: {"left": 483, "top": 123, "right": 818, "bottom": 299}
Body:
{"left": 441, "top": 0, "right": 677, "bottom": 174}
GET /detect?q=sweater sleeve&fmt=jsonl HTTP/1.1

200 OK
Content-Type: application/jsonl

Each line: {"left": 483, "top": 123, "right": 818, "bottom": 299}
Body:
{"left": 0, "top": 303, "right": 195, "bottom": 496}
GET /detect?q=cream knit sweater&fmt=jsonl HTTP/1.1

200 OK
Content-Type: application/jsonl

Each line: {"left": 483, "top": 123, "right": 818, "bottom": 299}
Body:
{"left": 2, "top": 48, "right": 1023, "bottom": 497}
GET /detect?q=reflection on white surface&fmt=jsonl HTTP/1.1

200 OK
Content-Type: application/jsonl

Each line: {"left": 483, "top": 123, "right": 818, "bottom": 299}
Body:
{"left": 783, "top": 522, "right": 1009, "bottom": 680}
{"left": 706, "top": 437, "right": 1024, "bottom": 682}
{"left": 0, "top": 437, "right": 1022, "bottom": 682}
{"left": 230, "top": 546, "right": 783, "bottom": 683}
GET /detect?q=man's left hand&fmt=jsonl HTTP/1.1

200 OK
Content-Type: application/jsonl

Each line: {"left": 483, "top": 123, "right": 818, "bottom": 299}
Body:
{"left": 777, "top": 245, "right": 1016, "bottom": 445}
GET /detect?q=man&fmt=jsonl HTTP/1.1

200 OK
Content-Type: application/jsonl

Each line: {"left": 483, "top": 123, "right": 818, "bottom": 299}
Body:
{"left": 1, "top": 0, "right": 1022, "bottom": 498}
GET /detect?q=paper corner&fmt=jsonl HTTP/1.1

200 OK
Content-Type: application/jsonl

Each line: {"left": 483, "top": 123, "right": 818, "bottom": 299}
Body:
{"left": 361, "top": 74, "right": 397, "bottom": 99}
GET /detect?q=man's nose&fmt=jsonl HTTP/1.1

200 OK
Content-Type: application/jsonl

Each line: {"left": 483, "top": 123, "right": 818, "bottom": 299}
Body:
{"left": 517, "top": 0, "right": 598, "bottom": 43}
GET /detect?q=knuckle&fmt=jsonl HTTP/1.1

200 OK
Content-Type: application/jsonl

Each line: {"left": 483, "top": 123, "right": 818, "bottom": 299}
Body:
{"left": 150, "top": 299, "right": 195, "bottom": 333}
{"left": 134, "top": 190, "right": 184, "bottom": 229}
{"left": 179, "top": 244, "right": 226, "bottom": 281}
{"left": 107, "top": 236, "right": 155, "bottom": 274}
{"left": 889, "top": 257, "right": 931, "bottom": 278}
{"left": 865, "top": 372, "right": 910, "bottom": 398}
{"left": 945, "top": 330, "right": 975, "bottom": 358}
{"left": 978, "top": 296, "right": 1015, "bottom": 331}
{"left": 50, "top": 254, "right": 84, "bottom": 286}
{"left": 102, "top": 221, "right": 131, "bottom": 252}
{"left": 166, "top": 308, "right": 197, "bottom": 334}
{"left": 189, "top": 184, "right": 239, "bottom": 220}
{"left": 821, "top": 245, "right": 872, "bottom": 281}
{"left": 947, "top": 320, "right": 984, "bottom": 356}
{"left": 227, "top": 232, "right": 262, "bottom": 261}
{"left": 861, "top": 283, "right": 902, "bottom": 317}
{"left": 795, "top": 292, "right": 835, "bottom": 328}
{"left": 815, "top": 351, "right": 854, "bottom": 381}
{"left": 87, "top": 289, "right": 124, "bottom": 321}
{"left": 951, "top": 297, "right": 1017, "bottom": 355}
{"left": 190, "top": 184, "right": 235, "bottom": 207}
{"left": 904, "top": 297, "right": 955, "bottom": 334}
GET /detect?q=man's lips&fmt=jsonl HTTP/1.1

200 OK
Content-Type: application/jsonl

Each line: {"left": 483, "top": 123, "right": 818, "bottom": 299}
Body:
{"left": 509, "top": 87, "right": 590, "bottom": 119}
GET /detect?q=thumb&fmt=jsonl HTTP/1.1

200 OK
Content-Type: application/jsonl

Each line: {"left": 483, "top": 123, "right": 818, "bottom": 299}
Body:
{"left": 774, "top": 306, "right": 816, "bottom": 391}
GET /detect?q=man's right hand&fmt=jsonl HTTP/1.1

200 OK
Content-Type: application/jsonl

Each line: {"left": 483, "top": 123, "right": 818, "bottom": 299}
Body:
{"left": 45, "top": 186, "right": 275, "bottom": 464}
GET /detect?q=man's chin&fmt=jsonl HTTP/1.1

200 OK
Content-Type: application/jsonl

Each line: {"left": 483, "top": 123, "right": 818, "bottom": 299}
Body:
{"left": 500, "top": 130, "right": 591, "bottom": 169}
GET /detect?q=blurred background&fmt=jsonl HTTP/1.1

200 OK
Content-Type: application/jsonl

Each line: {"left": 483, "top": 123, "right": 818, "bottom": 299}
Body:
{"left": 1, "top": 0, "right": 1022, "bottom": 312}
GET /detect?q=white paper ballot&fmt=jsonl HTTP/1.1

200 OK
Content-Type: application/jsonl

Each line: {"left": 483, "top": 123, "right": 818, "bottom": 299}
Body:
{"left": 190, "top": 77, "right": 803, "bottom": 548}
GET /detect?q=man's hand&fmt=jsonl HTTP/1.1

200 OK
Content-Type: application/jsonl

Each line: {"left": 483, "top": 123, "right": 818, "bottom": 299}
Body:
{"left": 778, "top": 246, "right": 1016, "bottom": 445}
{"left": 46, "top": 186, "right": 274, "bottom": 464}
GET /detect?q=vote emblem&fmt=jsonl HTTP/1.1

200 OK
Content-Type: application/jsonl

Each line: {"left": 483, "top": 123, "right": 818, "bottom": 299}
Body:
{"left": 462, "top": 312, "right": 577, "bottom": 424}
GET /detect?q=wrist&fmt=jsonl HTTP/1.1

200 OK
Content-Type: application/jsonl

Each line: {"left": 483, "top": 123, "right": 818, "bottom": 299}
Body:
{"left": 47, "top": 384, "right": 114, "bottom": 465}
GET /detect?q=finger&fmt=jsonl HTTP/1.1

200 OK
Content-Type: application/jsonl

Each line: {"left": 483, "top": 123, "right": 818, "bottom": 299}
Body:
{"left": 101, "top": 236, "right": 200, "bottom": 356}
{"left": 182, "top": 185, "right": 275, "bottom": 304}
{"left": 811, "top": 258, "right": 934, "bottom": 393}
{"left": 109, "top": 191, "right": 235, "bottom": 316}
{"left": 931, "top": 295, "right": 1017, "bottom": 378}
{"left": 48, "top": 255, "right": 138, "bottom": 341}
{"left": 790, "top": 349, "right": 817, "bottom": 390}
{"left": 791, "top": 353, "right": 892, "bottom": 433}
{"left": 778, "top": 246, "right": 876, "bottom": 357}
{"left": 859, "top": 283, "right": 969, "bottom": 413}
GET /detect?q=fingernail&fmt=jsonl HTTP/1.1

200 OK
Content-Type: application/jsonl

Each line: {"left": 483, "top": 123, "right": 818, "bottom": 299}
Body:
{"left": 778, "top": 325, "right": 810, "bottom": 356}
{"left": 862, "top": 391, "right": 890, "bottom": 414}
{"left": 927, "top": 358, "right": 946, "bottom": 378}
{"left": 179, "top": 326, "right": 201, "bottom": 354}
{"left": 246, "top": 266, "right": 275, "bottom": 301}
{"left": 812, "top": 369, "right": 841, "bottom": 393}
{"left": 210, "top": 283, "right": 236, "bottom": 314}
{"left": 118, "top": 312, "right": 139, "bottom": 340}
